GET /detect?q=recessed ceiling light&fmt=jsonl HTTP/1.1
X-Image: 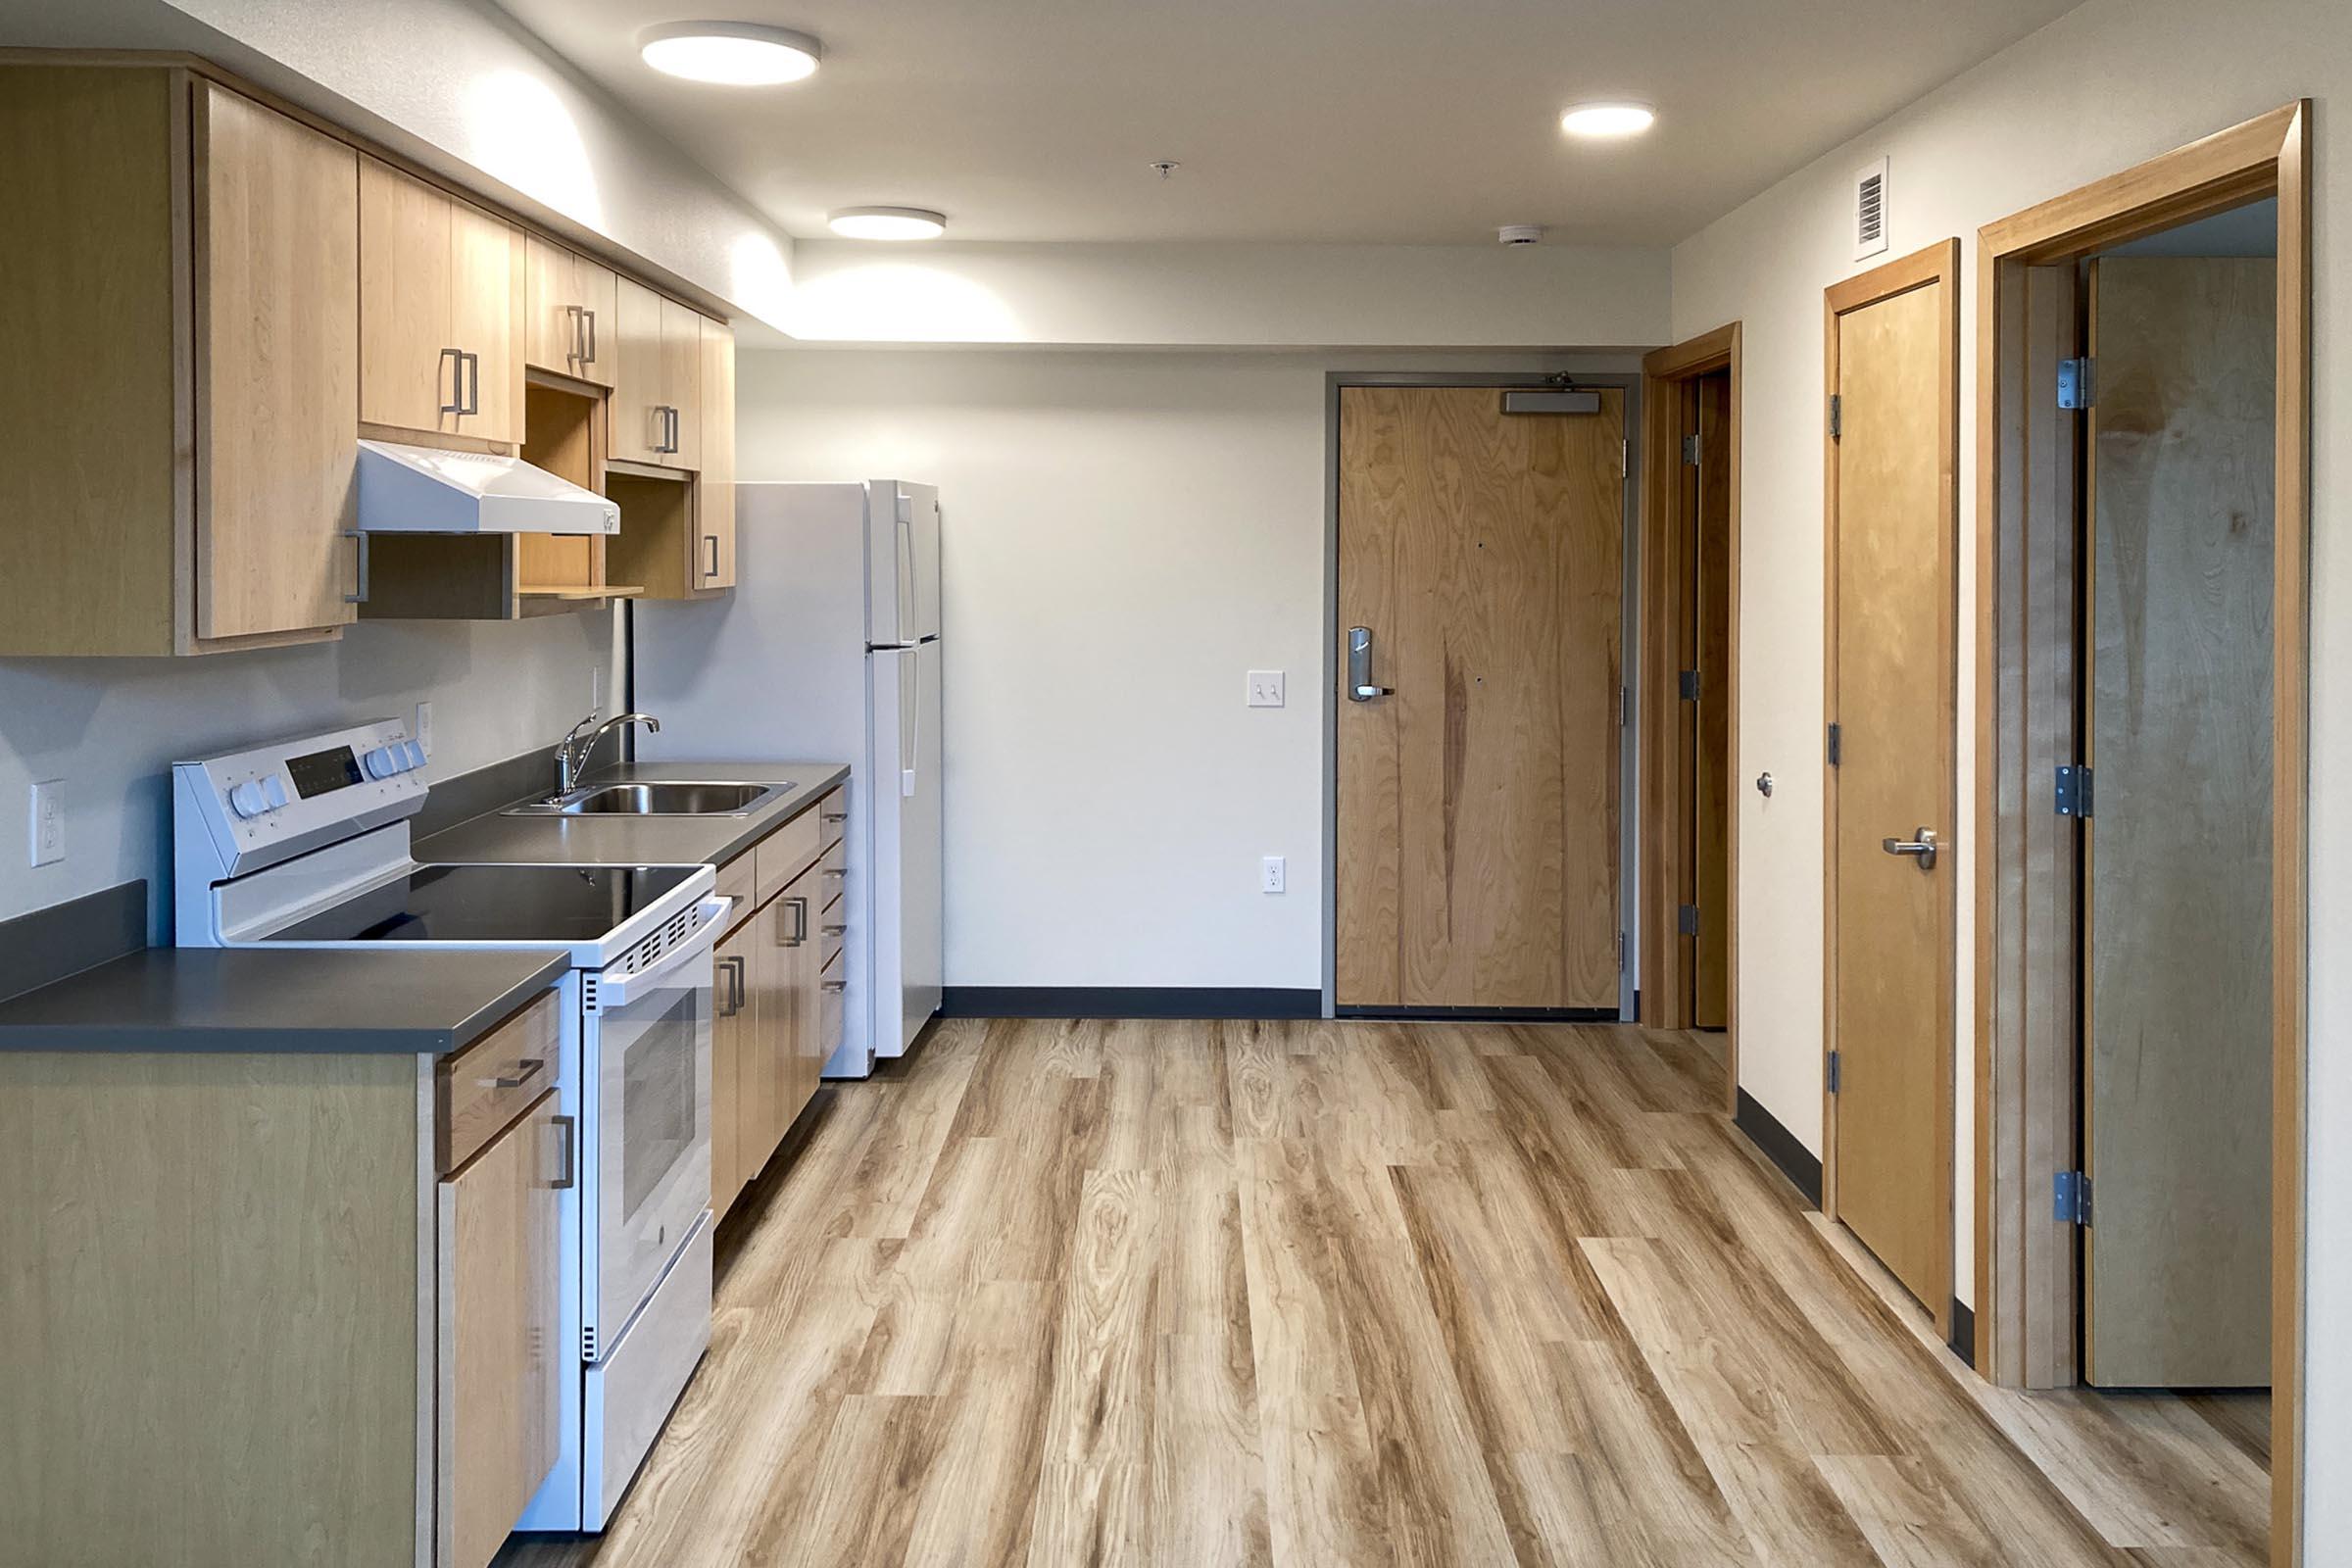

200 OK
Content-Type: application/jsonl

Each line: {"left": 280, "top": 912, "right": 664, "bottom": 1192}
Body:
{"left": 828, "top": 206, "right": 948, "bottom": 241}
{"left": 639, "top": 22, "right": 822, "bottom": 85}
{"left": 1560, "top": 102, "right": 1655, "bottom": 139}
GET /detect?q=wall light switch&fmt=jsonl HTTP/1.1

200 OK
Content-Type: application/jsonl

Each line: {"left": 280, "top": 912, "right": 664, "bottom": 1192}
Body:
{"left": 29, "top": 780, "right": 64, "bottom": 867}
{"left": 1247, "top": 670, "right": 1286, "bottom": 708}
{"left": 1261, "top": 855, "right": 1286, "bottom": 894}
{"left": 414, "top": 701, "right": 434, "bottom": 759}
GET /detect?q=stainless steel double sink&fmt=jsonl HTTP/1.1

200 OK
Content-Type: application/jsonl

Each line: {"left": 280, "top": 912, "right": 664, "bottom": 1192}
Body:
{"left": 503, "top": 781, "right": 785, "bottom": 817}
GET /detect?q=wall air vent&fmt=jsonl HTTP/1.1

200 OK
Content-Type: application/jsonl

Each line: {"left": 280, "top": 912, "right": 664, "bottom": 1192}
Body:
{"left": 1854, "top": 156, "right": 1889, "bottom": 261}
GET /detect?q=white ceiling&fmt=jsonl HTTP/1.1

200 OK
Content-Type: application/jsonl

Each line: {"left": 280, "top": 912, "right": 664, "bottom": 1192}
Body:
{"left": 495, "top": 0, "right": 2082, "bottom": 246}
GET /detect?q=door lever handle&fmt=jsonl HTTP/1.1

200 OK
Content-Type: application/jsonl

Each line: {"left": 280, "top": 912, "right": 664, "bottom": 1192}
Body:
{"left": 1347, "top": 626, "right": 1393, "bottom": 702}
{"left": 1881, "top": 827, "right": 1939, "bottom": 870}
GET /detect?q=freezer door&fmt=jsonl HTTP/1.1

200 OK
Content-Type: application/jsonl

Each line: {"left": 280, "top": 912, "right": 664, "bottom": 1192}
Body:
{"left": 902, "top": 638, "right": 944, "bottom": 1044}
{"left": 866, "top": 481, "right": 941, "bottom": 646}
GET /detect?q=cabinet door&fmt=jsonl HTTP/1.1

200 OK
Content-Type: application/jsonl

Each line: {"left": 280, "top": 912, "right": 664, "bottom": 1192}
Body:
{"left": 778, "top": 866, "right": 824, "bottom": 1127}
{"left": 449, "top": 200, "right": 518, "bottom": 445}
{"left": 438, "top": 1092, "right": 564, "bottom": 1568}
{"left": 523, "top": 235, "right": 619, "bottom": 387}
{"left": 711, "top": 927, "right": 753, "bottom": 1219}
{"left": 660, "top": 296, "right": 704, "bottom": 470}
{"left": 358, "top": 158, "right": 456, "bottom": 434}
{"left": 191, "top": 83, "right": 359, "bottom": 643}
{"left": 694, "top": 316, "right": 736, "bottom": 590}
{"left": 612, "top": 276, "right": 666, "bottom": 466}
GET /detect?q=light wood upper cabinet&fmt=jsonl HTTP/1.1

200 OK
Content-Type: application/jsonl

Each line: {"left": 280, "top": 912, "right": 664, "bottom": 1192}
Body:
{"left": 359, "top": 158, "right": 520, "bottom": 447}
{"left": 524, "top": 234, "right": 619, "bottom": 385}
{"left": 0, "top": 65, "right": 359, "bottom": 656}
{"left": 612, "top": 276, "right": 704, "bottom": 469}
{"left": 695, "top": 317, "right": 737, "bottom": 590}
{"left": 437, "top": 1091, "right": 564, "bottom": 1568}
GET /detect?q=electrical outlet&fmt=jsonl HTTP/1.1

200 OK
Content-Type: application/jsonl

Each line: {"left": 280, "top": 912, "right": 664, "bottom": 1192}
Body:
{"left": 414, "top": 701, "right": 434, "bottom": 759}
{"left": 1260, "top": 855, "right": 1286, "bottom": 894}
{"left": 28, "top": 780, "right": 64, "bottom": 867}
{"left": 1247, "top": 670, "right": 1286, "bottom": 708}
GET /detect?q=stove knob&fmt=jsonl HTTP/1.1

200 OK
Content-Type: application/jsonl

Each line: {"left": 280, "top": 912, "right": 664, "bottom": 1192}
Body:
{"left": 261, "top": 776, "right": 289, "bottom": 810}
{"left": 228, "top": 780, "right": 270, "bottom": 819}
{"left": 363, "top": 745, "right": 400, "bottom": 780}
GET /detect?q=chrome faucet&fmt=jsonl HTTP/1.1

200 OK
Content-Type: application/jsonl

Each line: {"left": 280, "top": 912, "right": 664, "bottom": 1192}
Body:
{"left": 554, "top": 710, "right": 661, "bottom": 795}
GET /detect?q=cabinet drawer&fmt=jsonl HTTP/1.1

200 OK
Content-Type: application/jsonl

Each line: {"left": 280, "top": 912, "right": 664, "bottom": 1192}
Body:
{"left": 436, "top": 991, "right": 560, "bottom": 1175}
{"left": 818, "top": 833, "right": 848, "bottom": 913}
{"left": 753, "top": 805, "right": 823, "bottom": 906}
{"left": 819, "top": 950, "right": 845, "bottom": 1060}
{"left": 818, "top": 904, "right": 846, "bottom": 973}
{"left": 713, "top": 851, "right": 756, "bottom": 934}
{"left": 815, "top": 788, "right": 849, "bottom": 850}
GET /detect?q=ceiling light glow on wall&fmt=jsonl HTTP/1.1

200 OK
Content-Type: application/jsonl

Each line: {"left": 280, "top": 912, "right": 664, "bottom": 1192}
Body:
{"left": 1559, "top": 102, "right": 1655, "bottom": 138}
{"left": 828, "top": 207, "right": 948, "bottom": 241}
{"left": 639, "top": 23, "right": 822, "bottom": 85}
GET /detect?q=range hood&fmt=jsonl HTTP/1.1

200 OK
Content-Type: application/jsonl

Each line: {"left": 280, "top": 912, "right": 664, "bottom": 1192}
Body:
{"left": 356, "top": 439, "right": 620, "bottom": 535}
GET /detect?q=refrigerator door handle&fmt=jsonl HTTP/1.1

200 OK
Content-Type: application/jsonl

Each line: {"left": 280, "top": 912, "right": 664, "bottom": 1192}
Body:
{"left": 901, "top": 647, "right": 919, "bottom": 798}
{"left": 896, "top": 508, "right": 917, "bottom": 649}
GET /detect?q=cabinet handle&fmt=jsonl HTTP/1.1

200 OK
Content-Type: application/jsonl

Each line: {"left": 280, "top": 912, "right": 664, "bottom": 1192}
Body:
{"left": 705, "top": 534, "right": 720, "bottom": 582}
{"left": 821, "top": 923, "right": 847, "bottom": 935}
{"left": 822, "top": 811, "right": 848, "bottom": 825}
{"left": 438, "top": 347, "right": 465, "bottom": 416}
{"left": 489, "top": 1056, "right": 546, "bottom": 1090}
{"left": 552, "top": 1113, "right": 576, "bottom": 1189}
{"left": 465, "top": 351, "right": 483, "bottom": 416}
{"left": 584, "top": 308, "right": 597, "bottom": 366}
{"left": 565, "top": 304, "right": 585, "bottom": 366}
{"left": 717, "top": 955, "right": 747, "bottom": 1015}
{"left": 343, "top": 528, "right": 370, "bottom": 605}
{"left": 777, "top": 895, "right": 808, "bottom": 947}
{"left": 822, "top": 980, "right": 847, "bottom": 994}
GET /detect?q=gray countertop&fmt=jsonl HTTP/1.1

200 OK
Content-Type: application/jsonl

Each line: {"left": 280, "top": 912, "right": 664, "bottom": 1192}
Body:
{"left": 416, "top": 759, "right": 851, "bottom": 869}
{"left": 0, "top": 947, "right": 569, "bottom": 1054}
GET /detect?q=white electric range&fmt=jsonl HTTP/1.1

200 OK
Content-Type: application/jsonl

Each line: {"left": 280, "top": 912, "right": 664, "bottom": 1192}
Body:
{"left": 172, "top": 718, "right": 726, "bottom": 1531}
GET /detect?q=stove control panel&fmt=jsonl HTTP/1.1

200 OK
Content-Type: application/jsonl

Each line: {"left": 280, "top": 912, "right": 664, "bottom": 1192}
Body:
{"left": 174, "top": 718, "right": 430, "bottom": 881}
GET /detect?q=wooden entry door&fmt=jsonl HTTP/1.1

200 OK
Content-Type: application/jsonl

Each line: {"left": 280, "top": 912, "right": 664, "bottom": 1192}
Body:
{"left": 2082, "top": 256, "right": 2275, "bottom": 1389}
{"left": 1824, "top": 245, "right": 1958, "bottom": 1320}
{"left": 1335, "top": 385, "right": 1625, "bottom": 1011}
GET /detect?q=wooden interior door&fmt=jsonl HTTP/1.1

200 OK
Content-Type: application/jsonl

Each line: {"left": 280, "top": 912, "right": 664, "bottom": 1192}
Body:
{"left": 1825, "top": 255, "right": 1956, "bottom": 1320}
{"left": 2082, "top": 255, "right": 2275, "bottom": 1389}
{"left": 1335, "top": 384, "right": 1624, "bottom": 1011}
{"left": 1690, "top": 370, "right": 1734, "bottom": 1028}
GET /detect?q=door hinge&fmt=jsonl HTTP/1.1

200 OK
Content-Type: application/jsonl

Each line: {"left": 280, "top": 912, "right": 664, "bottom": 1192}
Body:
{"left": 1679, "top": 668, "right": 1700, "bottom": 701}
{"left": 1616, "top": 931, "right": 1627, "bottom": 972}
{"left": 2053, "top": 1169, "right": 2093, "bottom": 1226}
{"left": 2058, "top": 356, "right": 2096, "bottom": 410}
{"left": 1620, "top": 684, "right": 1631, "bottom": 727}
{"left": 2055, "top": 763, "right": 2093, "bottom": 818}
{"left": 1829, "top": 393, "right": 1842, "bottom": 440}
{"left": 1827, "top": 1050, "right": 1841, "bottom": 1095}
{"left": 1682, "top": 433, "right": 1702, "bottom": 466}
{"left": 1827, "top": 721, "right": 1842, "bottom": 766}
{"left": 1621, "top": 438, "right": 1630, "bottom": 478}
{"left": 1677, "top": 904, "right": 1700, "bottom": 936}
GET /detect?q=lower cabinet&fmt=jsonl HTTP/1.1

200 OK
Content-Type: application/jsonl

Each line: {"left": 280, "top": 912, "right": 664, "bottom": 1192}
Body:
{"left": 710, "top": 791, "right": 848, "bottom": 1220}
{"left": 436, "top": 1080, "right": 564, "bottom": 1568}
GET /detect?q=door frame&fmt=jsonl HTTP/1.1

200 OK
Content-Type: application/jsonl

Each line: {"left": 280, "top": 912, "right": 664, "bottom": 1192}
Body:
{"left": 1820, "top": 239, "right": 1964, "bottom": 1341}
{"left": 1972, "top": 103, "right": 2310, "bottom": 1564}
{"left": 1321, "top": 370, "right": 1644, "bottom": 1019}
{"left": 1637, "top": 325, "right": 1742, "bottom": 1107}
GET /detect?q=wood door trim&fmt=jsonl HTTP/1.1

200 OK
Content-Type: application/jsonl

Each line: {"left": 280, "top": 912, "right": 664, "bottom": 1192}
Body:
{"left": 1638, "top": 323, "right": 1742, "bottom": 1111}
{"left": 1972, "top": 102, "right": 2309, "bottom": 1566}
{"left": 1822, "top": 238, "right": 1961, "bottom": 1342}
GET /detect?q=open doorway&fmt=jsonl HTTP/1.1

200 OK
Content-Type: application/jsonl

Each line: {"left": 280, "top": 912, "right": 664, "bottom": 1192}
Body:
{"left": 1976, "top": 105, "right": 2310, "bottom": 1565}
{"left": 1637, "top": 327, "right": 1740, "bottom": 1106}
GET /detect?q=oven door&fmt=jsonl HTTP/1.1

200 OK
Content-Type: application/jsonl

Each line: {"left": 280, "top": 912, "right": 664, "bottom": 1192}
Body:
{"left": 586, "top": 899, "right": 724, "bottom": 1349}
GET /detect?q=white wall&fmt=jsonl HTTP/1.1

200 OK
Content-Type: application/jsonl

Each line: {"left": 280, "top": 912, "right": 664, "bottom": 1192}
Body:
{"left": 735, "top": 348, "right": 1638, "bottom": 990}
{"left": 786, "top": 239, "right": 1669, "bottom": 348}
{"left": 0, "top": 0, "right": 796, "bottom": 326}
{"left": 1670, "top": 0, "right": 2345, "bottom": 1530}
{"left": 0, "top": 615, "right": 618, "bottom": 940}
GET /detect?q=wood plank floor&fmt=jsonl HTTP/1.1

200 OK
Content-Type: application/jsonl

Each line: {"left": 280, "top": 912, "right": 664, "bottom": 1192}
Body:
{"left": 496, "top": 1019, "right": 2267, "bottom": 1568}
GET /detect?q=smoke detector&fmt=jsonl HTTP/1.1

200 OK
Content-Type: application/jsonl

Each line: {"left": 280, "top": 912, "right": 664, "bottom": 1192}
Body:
{"left": 1498, "top": 224, "right": 1544, "bottom": 246}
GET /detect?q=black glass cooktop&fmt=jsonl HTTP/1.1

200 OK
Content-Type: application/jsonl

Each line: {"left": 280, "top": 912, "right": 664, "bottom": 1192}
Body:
{"left": 265, "top": 863, "right": 699, "bottom": 945}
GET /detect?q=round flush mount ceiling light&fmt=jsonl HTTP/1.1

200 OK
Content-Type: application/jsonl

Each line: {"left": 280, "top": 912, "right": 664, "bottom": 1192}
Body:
{"left": 639, "top": 22, "right": 823, "bottom": 85}
{"left": 1559, "top": 101, "right": 1656, "bottom": 139}
{"left": 828, "top": 206, "right": 948, "bottom": 240}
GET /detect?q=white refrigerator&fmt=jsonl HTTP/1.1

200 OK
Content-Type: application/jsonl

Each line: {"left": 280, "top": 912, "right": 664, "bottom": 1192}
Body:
{"left": 634, "top": 480, "right": 943, "bottom": 1078}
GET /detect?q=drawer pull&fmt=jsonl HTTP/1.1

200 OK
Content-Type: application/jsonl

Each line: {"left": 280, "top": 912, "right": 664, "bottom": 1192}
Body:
{"left": 822, "top": 923, "right": 848, "bottom": 936}
{"left": 488, "top": 1056, "right": 547, "bottom": 1091}
{"left": 552, "top": 1113, "right": 576, "bottom": 1190}
{"left": 821, "top": 980, "right": 847, "bottom": 994}
{"left": 777, "top": 895, "right": 809, "bottom": 947}
{"left": 822, "top": 811, "right": 848, "bottom": 824}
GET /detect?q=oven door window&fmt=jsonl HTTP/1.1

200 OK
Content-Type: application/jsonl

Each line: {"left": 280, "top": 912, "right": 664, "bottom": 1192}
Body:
{"left": 621, "top": 991, "right": 698, "bottom": 1222}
